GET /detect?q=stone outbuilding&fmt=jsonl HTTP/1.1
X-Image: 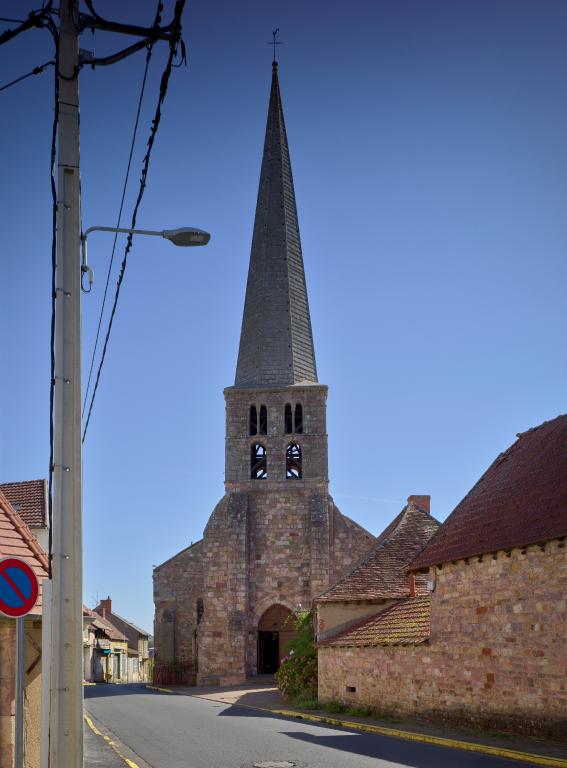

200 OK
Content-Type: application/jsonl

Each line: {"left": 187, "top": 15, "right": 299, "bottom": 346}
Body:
{"left": 153, "top": 60, "right": 376, "bottom": 685}
{"left": 315, "top": 495, "right": 440, "bottom": 643}
{"left": 318, "top": 414, "right": 567, "bottom": 738}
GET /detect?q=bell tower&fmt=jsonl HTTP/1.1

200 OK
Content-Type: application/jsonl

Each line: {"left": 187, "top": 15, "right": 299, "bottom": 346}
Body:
{"left": 225, "top": 60, "right": 328, "bottom": 492}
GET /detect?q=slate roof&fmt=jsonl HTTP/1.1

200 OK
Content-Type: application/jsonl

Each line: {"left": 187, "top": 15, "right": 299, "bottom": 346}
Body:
{"left": 234, "top": 61, "right": 318, "bottom": 388}
{"left": 0, "top": 479, "right": 47, "bottom": 528}
{"left": 0, "top": 489, "right": 48, "bottom": 614}
{"left": 411, "top": 414, "right": 567, "bottom": 570}
{"left": 320, "top": 596, "right": 430, "bottom": 647}
{"left": 316, "top": 501, "right": 440, "bottom": 602}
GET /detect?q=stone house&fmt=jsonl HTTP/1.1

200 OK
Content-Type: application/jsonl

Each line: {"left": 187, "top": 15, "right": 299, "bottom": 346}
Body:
{"left": 0, "top": 489, "right": 48, "bottom": 768}
{"left": 318, "top": 414, "right": 567, "bottom": 738}
{"left": 1, "top": 479, "right": 49, "bottom": 554}
{"left": 83, "top": 605, "right": 128, "bottom": 683}
{"left": 93, "top": 597, "right": 150, "bottom": 682}
{"left": 153, "top": 60, "right": 376, "bottom": 685}
{"left": 315, "top": 495, "right": 440, "bottom": 643}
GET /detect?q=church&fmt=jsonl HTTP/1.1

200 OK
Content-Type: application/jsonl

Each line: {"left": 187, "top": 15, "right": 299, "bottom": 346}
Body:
{"left": 153, "top": 59, "right": 376, "bottom": 685}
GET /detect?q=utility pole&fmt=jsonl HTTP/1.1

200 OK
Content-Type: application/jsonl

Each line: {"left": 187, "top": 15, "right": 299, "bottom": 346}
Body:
{"left": 48, "top": 0, "right": 83, "bottom": 764}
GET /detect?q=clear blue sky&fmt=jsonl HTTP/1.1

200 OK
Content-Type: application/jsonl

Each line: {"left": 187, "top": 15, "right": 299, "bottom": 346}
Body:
{"left": 1, "top": 1, "right": 566, "bottom": 633}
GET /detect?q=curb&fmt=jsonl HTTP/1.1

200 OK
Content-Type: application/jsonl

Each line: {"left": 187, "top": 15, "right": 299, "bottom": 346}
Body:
{"left": 144, "top": 684, "right": 567, "bottom": 768}
{"left": 84, "top": 714, "right": 141, "bottom": 768}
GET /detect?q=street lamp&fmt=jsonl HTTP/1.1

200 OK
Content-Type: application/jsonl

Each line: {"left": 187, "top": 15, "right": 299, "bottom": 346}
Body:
{"left": 80, "top": 225, "right": 211, "bottom": 288}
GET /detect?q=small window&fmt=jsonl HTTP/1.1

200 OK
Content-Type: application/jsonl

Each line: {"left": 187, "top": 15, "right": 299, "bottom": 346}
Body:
{"left": 196, "top": 598, "right": 204, "bottom": 625}
{"left": 251, "top": 444, "right": 268, "bottom": 479}
{"left": 259, "top": 405, "right": 268, "bottom": 435}
{"left": 249, "top": 405, "right": 257, "bottom": 436}
{"left": 294, "top": 403, "right": 303, "bottom": 434}
{"left": 286, "top": 443, "right": 302, "bottom": 479}
{"left": 284, "top": 404, "right": 293, "bottom": 434}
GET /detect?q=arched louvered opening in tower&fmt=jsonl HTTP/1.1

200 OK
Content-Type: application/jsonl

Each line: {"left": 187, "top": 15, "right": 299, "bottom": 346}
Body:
{"left": 286, "top": 443, "right": 302, "bottom": 479}
{"left": 284, "top": 404, "right": 293, "bottom": 434}
{"left": 259, "top": 405, "right": 268, "bottom": 435}
{"left": 294, "top": 403, "right": 303, "bottom": 434}
{"left": 249, "top": 405, "right": 258, "bottom": 435}
{"left": 251, "top": 443, "right": 268, "bottom": 479}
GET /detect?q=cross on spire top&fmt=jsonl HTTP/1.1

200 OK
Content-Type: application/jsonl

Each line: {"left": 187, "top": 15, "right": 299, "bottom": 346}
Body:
{"left": 267, "top": 27, "right": 282, "bottom": 64}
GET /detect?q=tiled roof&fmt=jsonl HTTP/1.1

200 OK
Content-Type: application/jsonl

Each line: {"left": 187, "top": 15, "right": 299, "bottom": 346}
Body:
{"left": 321, "top": 596, "right": 430, "bottom": 647}
{"left": 93, "top": 605, "right": 150, "bottom": 639}
{"left": 0, "top": 489, "right": 48, "bottom": 614}
{"left": 0, "top": 479, "right": 47, "bottom": 528}
{"left": 411, "top": 414, "right": 567, "bottom": 569}
{"left": 86, "top": 606, "right": 127, "bottom": 642}
{"left": 316, "top": 501, "right": 440, "bottom": 602}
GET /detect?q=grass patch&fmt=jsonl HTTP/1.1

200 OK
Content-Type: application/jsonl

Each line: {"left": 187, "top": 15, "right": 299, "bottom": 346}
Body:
{"left": 324, "top": 700, "right": 346, "bottom": 714}
{"left": 293, "top": 696, "right": 320, "bottom": 710}
{"left": 345, "top": 705, "right": 373, "bottom": 718}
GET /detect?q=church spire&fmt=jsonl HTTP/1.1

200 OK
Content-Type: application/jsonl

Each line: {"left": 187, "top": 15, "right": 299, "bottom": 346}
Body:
{"left": 234, "top": 61, "right": 318, "bottom": 388}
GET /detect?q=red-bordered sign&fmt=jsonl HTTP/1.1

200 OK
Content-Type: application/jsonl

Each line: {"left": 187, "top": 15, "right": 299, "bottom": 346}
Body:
{"left": 0, "top": 557, "right": 40, "bottom": 618}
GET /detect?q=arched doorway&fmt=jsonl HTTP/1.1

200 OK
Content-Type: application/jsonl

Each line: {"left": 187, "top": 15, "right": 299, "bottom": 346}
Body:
{"left": 257, "top": 604, "right": 296, "bottom": 674}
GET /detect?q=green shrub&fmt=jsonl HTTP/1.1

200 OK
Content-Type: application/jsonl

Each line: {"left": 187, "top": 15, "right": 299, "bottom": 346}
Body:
{"left": 324, "top": 700, "right": 346, "bottom": 714}
{"left": 276, "top": 611, "right": 318, "bottom": 702}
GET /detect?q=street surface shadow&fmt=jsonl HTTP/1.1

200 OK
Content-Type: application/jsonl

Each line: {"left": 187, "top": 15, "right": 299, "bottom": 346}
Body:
{"left": 84, "top": 683, "right": 152, "bottom": 699}
{"left": 278, "top": 730, "right": 526, "bottom": 768}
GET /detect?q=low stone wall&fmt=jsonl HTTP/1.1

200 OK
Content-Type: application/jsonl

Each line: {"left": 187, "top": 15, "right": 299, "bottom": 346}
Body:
{"left": 319, "top": 541, "right": 567, "bottom": 738}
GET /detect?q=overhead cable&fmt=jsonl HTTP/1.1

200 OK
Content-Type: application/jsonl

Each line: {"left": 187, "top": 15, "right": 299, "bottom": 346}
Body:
{"left": 82, "top": 0, "right": 186, "bottom": 442}
{"left": 0, "top": 60, "right": 54, "bottom": 93}
{"left": 82, "top": 7, "right": 163, "bottom": 417}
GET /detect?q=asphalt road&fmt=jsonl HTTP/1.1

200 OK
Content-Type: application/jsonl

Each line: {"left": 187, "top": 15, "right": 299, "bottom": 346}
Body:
{"left": 84, "top": 684, "right": 531, "bottom": 768}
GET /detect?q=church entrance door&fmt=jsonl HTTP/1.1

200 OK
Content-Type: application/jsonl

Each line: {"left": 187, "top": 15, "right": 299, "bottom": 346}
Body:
{"left": 258, "top": 631, "right": 279, "bottom": 674}
{"left": 257, "top": 604, "right": 296, "bottom": 674}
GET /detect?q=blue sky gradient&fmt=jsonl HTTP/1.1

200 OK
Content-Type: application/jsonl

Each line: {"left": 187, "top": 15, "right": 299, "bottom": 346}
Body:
{"left": 1, "top": 0, "right": 566, "bottom": 631}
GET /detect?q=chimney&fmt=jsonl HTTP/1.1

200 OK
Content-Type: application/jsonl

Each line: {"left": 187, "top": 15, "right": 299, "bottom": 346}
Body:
{"left": 407, "top": 495, "right": 430, "bottom": 514}
{"left": 408, "top": 574, "right": 417, "bottom": 598}
{"left": 100, "top": 596, "right": 112, "bottom": 618}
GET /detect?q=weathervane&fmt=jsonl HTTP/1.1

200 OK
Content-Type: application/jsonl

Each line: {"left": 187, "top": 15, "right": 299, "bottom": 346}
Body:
{"left": 267, "top": 28, "right": 282, "bottom": 63}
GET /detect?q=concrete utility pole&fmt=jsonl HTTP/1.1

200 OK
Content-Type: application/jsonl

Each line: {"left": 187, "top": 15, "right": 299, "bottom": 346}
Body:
{"left": 48, "top": 0, "right": 84, "bottom": 764}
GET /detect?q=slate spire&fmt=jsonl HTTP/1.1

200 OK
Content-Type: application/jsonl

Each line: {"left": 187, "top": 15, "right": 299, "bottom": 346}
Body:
{"left": 235, "top": 61, "right": 318, "bottom": 388}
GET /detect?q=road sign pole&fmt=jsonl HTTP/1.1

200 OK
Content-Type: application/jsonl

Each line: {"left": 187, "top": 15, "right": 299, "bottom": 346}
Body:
{"left": 15, "top": 617, "right": 24, "bottom": 768}
{"left": 48, "top": 0, "right": 84, "bottom": 765}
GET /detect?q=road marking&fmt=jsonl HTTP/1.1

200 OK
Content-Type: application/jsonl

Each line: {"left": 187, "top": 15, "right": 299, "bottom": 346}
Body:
{"left": 84, "top": 714, "right": 141, "bottom": 768}
{"left": 143, "top": 685, "right": 567, "bottom": 768}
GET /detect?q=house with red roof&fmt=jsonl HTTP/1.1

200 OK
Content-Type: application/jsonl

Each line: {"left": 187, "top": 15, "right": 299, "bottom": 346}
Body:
{"left": 1, "top": 479, "right": 49, "bottom": 554}
{"left": 0, "top": 488, "right": 48, "bottom": 768}
{"left": 318, "top": 415, "right": 567, "bottom": 738}
{"left": 82, "top": 606, "right": 129, "bottom": 683}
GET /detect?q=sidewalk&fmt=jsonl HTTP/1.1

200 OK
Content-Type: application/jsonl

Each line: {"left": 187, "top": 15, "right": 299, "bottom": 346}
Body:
{"left": 148, "top": 680, "right": 567, "bottom": 767}
{"left": 84, "top": 717, "right": 127, "bottom": 768}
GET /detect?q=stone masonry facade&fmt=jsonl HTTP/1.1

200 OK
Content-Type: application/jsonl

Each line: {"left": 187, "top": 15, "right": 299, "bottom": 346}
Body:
{"left": 319, "top": 539, "right": 567, "bottom": 738}
{"left": 154, "top": 385, "right": 375, "bottom": 684}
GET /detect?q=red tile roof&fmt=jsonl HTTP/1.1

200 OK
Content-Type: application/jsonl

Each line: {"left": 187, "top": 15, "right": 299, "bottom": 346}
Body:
{"left": 411, "top": 414, "right": 567, "bottom": 570}
{"left": 316, "top": 501, "right": 440, "bottom": 602}
{"left": 0, "top": 479, "right": 47, "bottom": 528}
{"left": 85, "top": 606, "right": 127, "bottom": 642}
{"left": 320, "top": 596, "right": 430, "bottom": 647}
{"left": 0, "top": 489, "right": 49, "bottom": 614}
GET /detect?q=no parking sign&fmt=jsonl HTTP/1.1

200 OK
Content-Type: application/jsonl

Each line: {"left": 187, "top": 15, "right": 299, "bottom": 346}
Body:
{"left": 0, "top": 557, "right": 39, "bottom": 618}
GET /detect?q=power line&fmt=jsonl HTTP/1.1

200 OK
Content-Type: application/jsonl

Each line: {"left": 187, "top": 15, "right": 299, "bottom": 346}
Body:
{"left": 0, "top": 60, "right": 54, "bottom": 93}
{"left": 81, "top": 47, "right": 155, "bottom": 416}
{"left": 82, "top": 0, "right": 186, "bottom": 442}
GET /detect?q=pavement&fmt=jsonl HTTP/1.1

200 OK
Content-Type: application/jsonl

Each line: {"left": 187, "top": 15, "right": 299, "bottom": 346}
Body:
{"left": 83, "top": 682, "right": 567, "bottom": 768}
{"left": 147, "top": 679, "right": 567, "bottom": 764}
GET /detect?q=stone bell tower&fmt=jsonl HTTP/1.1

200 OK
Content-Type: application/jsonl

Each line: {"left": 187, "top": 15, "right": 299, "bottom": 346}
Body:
{"left": 153, "top": 59, "right": 375, "bottom": 686}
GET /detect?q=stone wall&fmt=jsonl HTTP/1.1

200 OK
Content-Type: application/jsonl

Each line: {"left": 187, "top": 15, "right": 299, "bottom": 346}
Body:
{"left": 318, "top": 540, "right": 567, "bottom": 737}
{"left": 0, "top": 618, "right": 43, "bottom": 768}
